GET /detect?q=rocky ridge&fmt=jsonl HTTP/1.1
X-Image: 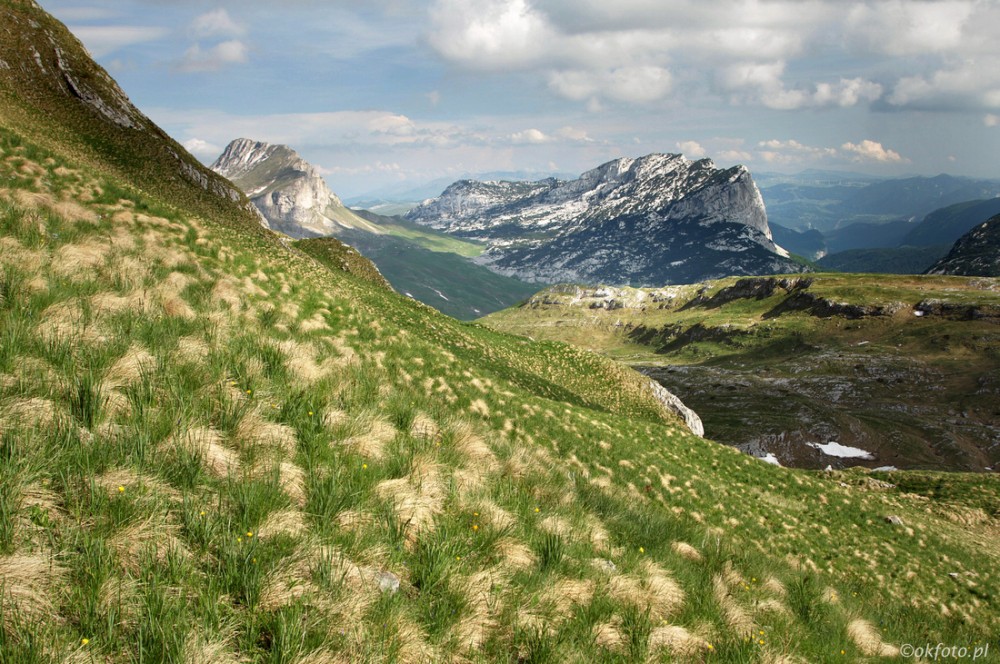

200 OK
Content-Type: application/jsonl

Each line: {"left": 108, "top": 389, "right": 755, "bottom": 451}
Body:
{"left": 212, "top": 138, "right": 383, "bottom": 238}
{"left": 408, "top": 154, "right": 803, "bottom": 285}
{"left": 926, "top": 214, "right": 1000, "bottom": 277}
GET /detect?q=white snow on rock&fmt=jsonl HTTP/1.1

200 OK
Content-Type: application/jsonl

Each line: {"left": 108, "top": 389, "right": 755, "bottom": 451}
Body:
{"left": 760, "top": 453, "right": 782, "bottom": 466}
{"left": 808, "top": 442, "right": 874, "bottom": 459}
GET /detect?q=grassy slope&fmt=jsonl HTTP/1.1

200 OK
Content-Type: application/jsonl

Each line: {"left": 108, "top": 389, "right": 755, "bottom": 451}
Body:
{"left": 0, "top": 4, "right": 999, "bottom": 662}
{"left": 482, "top": 277, "right": 1000, "bottom": 473}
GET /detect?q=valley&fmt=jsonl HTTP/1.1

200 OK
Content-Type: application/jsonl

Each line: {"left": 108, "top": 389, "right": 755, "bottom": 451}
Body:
{"left": 483, "top": 276, "right": 1000, "bottom": 472}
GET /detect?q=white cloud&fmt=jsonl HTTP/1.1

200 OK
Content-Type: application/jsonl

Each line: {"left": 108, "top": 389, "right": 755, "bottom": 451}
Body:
{"left": 69, "top": 26, "right": 169, "bottom": 58}
{"left": 190, "top": 9, "right": 245, "bottom": 39}
{"left": 425, "top": 0, "right": 999, "bottom": 114}
{"left": 548, "top": 66, "right": 673, "bottom": 103}
{"left": 177, "top": 40, "right": 249, "bottom": 73}
{"left": 841, "top": 140, "right": 907, "bottom": 164}
{"left": 428, "top": 0, "right": 551, "bottom": 70}
{"left": 183, "top": 138, "right": 223, "bottom": 159}
{"left": 721, "top": 62, "right": 882, "bottom": 110}
{"left": 718, "top": 149, "right": 753, "bottom": 163}
{"left": 757, "top": 139, "right": 837, "bottom": 163}
{"left": 676, "top": 140, "right": 706, "bottom": 158}
{"left": 556, "top": 126, "right": 592, "bottom": 142}
{"left": 510, "top": 128, "right": 551, "bottom": 144}
{"left": 985, "top": 114, "right": 1000, "bottom": 127}
{"left": 845, "top": 1, "right": 975, "bottom": 56}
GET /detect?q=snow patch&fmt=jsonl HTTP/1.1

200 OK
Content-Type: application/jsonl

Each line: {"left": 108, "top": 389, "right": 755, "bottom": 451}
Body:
{"left": 432, "top": 288, "right": 450, "bottom": 301}
{"left": 808, "top": 442, "right": 874, "bottom": 460}
{"left": 759, "top": 453, "right": 782, "bottom": 466}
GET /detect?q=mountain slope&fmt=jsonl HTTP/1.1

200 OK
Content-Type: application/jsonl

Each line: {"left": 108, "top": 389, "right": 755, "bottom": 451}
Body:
{"left": 408, "top": 154, "right": 805, "bottom": 285}
{"left": 1, "top": 3, "right": 998, "bottom": 661}
{"left": 927, "top": 214, "right": 1000, "bottom": 276}
{"left": 902, "top": 198, "right": 1000, "bottom": 248}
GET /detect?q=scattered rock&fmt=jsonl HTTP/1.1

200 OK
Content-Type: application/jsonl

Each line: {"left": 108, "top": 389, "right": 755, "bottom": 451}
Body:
{"left": 377, "top": 571, "right": 400, "bottom": 595}
{"left": 885, "top": 515, "right": 905, "bottom": 526}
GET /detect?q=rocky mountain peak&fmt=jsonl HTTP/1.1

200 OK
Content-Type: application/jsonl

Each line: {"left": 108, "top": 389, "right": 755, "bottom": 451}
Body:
{"left": 212, "top": 138, "right": 381, "bottom": 238}
{"left": 406, "top": 152, "right": 793, "bottom": 286}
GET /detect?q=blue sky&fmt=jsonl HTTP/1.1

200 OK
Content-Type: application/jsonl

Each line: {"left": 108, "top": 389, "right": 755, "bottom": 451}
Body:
{"left": 42, "top": 0, "right": 1000, "bottom": 198}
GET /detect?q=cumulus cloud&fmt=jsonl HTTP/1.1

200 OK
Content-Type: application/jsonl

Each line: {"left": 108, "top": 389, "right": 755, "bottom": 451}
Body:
{"left": 719, "top": 149, "right": 753, "bottom": 163}
{"left": 549, "top": 66, "right": 673, "bottom": 103}
{"left": 176, "top": 40, "right": 249, "bottom": 73}
{"left": 175, "top": 9, "right": 249, "bottom": 73}
{"left": 757, "top": 138, "right": 837, "bottom": 163}
{"left": 840, "top": 140, "right": 907, "bottom": 163}
{"left": 510, "top": 128, "right": 551, "bottom": 144}
{"left": 183, "top": 138, "right": 223, "bottom": 159}
{"left": 845, "top": 0, "right": 974, "bottom": 56}
{"left": 425, "top": 0, "right": 999, "bottom": 114}
{"left": 676, "top": 140, "right": 706, "bottom": 158}
{"left": 190, "top": 9, "right": 245, "bottom": 39}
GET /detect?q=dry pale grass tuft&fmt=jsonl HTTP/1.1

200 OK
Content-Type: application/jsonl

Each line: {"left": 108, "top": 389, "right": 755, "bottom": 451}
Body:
{"left": 608, "top": 566, "right": 685, "bottom": 622}
{"left": 335, "top": 509, "right": 375, "bottom": 532}
{"left": 322, "top": 409, "right": 349, "bottom": 429}
{"left": 847, "top": 619, "right": 900, "bottom": 657}
{"left": 713, "top": 573, "right": 755, "bottom": 639}
{"left": 648, "top": 625, "right": 711, "bottom": 658}
{"left": 235, "top": 410, "right": 297, "bottom": 455}
{"left": 290, "top": 648, "right": 355, "bottom": 664}
{"left": 299, "top": 312, "right": 330, "bottom": 333}
{"left": 53, "top": 241, "right": 109, "bottom": 279}
{"left": 51, "top": 199, "right": 98, "bottom": 224}
{"left": 94, "top": 468, "right": 179, "bottom": 501}
{"left": 376, "top": 458, "right": 447, "bottom": 545}
{"left": 342, "top": 414, "right": 397, "bottom": 460}
{"left": 212, "top": 278, "right": 243, "bottom": 310}
{"left": 98, "top": 576, "right": 142, "bottom": 630}
{"left": 452, "top": 567, "right": 508, "bottom": 650}
{"left": 279, "top": 462, "right": 307, "bottom": 507}
{"left": 168, "top": 427, "right": 239, "bottom": 477}
{"left": 1, "top": 396, "right": 60, "bottom": 430}
{"left": 0, "top": 553, "right": 67, "bottom": 635}
{"left": 108, "top": 515, "right": 191, "bottom": 575}
{"left": 280, "top": 340, "right": 337, "bottom": 386}
{"left": 183, "top": 631, "right": 244, "bottom": 664}
{"left": 257, "top": 509, "right": 307, "bottom": 539}
{"left": 672, "top": 541, "right": 703, "bottom": 562}
{"left": 394, "top": 615, "right": 438, "bottom": 664}
{"left": 497, "top": 538, "right": 537, "bottom": 570}
{"left": 0, "top": 236, "right": 46, "bottom": 274}
{"left": 593, "top": 619, "right": 625, "bottom": 652}
{"left": 409, "top": 412, "right": 439, "bottom": 441}
{"left": 175, "top": 336, "right": 211, "bottom": 364}
{"left": 104, "top": 345, "right": 156, "bottom": 389}
{"left": 36, "top": 300, "right": 101, "bottom": 343}
{"left": 545, "top": 578, "right": 594, "bottom": 619}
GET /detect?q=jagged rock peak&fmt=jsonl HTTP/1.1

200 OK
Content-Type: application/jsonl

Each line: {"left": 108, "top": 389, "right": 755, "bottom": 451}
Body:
{"left": 212, "top": 138, "right": 382, "bottom": 239}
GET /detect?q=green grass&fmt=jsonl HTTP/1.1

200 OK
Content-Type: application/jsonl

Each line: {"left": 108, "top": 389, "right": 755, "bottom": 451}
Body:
{"left": 1, "top": 4, "right": 999, "bottom": 659}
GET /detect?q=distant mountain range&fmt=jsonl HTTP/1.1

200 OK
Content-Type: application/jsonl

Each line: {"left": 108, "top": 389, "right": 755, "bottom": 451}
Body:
{"left": 211, "top": 139, "right": 536, "bottom": 319}
{"left": 407, "top": 154, "right": 804, "bottom": 285}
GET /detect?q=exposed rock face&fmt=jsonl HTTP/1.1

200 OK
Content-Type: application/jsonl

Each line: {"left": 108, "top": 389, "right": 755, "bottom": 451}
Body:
{"left": 408, "top": 154, "right": 802, "bottom": 286}
{"left": 212, "top": 138, "right": 383, "bottom": 239}
{"left": 646, "top": 378, "right": 704, "bottom": 437}
{"left": 926, "top": 214, "right": 1000, "bottom": 277}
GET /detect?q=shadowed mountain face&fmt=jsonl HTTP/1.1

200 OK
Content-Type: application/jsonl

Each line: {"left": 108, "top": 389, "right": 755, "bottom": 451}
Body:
{"left": 408, "top": 154, "right": 805, "bottom": 285}
{"left": 927, "top": 214, "right": 1000, "bottom": 277}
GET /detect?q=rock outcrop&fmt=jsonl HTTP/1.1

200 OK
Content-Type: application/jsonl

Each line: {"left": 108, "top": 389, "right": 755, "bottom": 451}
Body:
{"left": 926, "top": 214, "right": 1000, "bottom": 277}
{"left": 408, "top": 154, "right": 803, "bottom": 286}
{"left": 212, "top": 139, "right": 384, "bottom": 239}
